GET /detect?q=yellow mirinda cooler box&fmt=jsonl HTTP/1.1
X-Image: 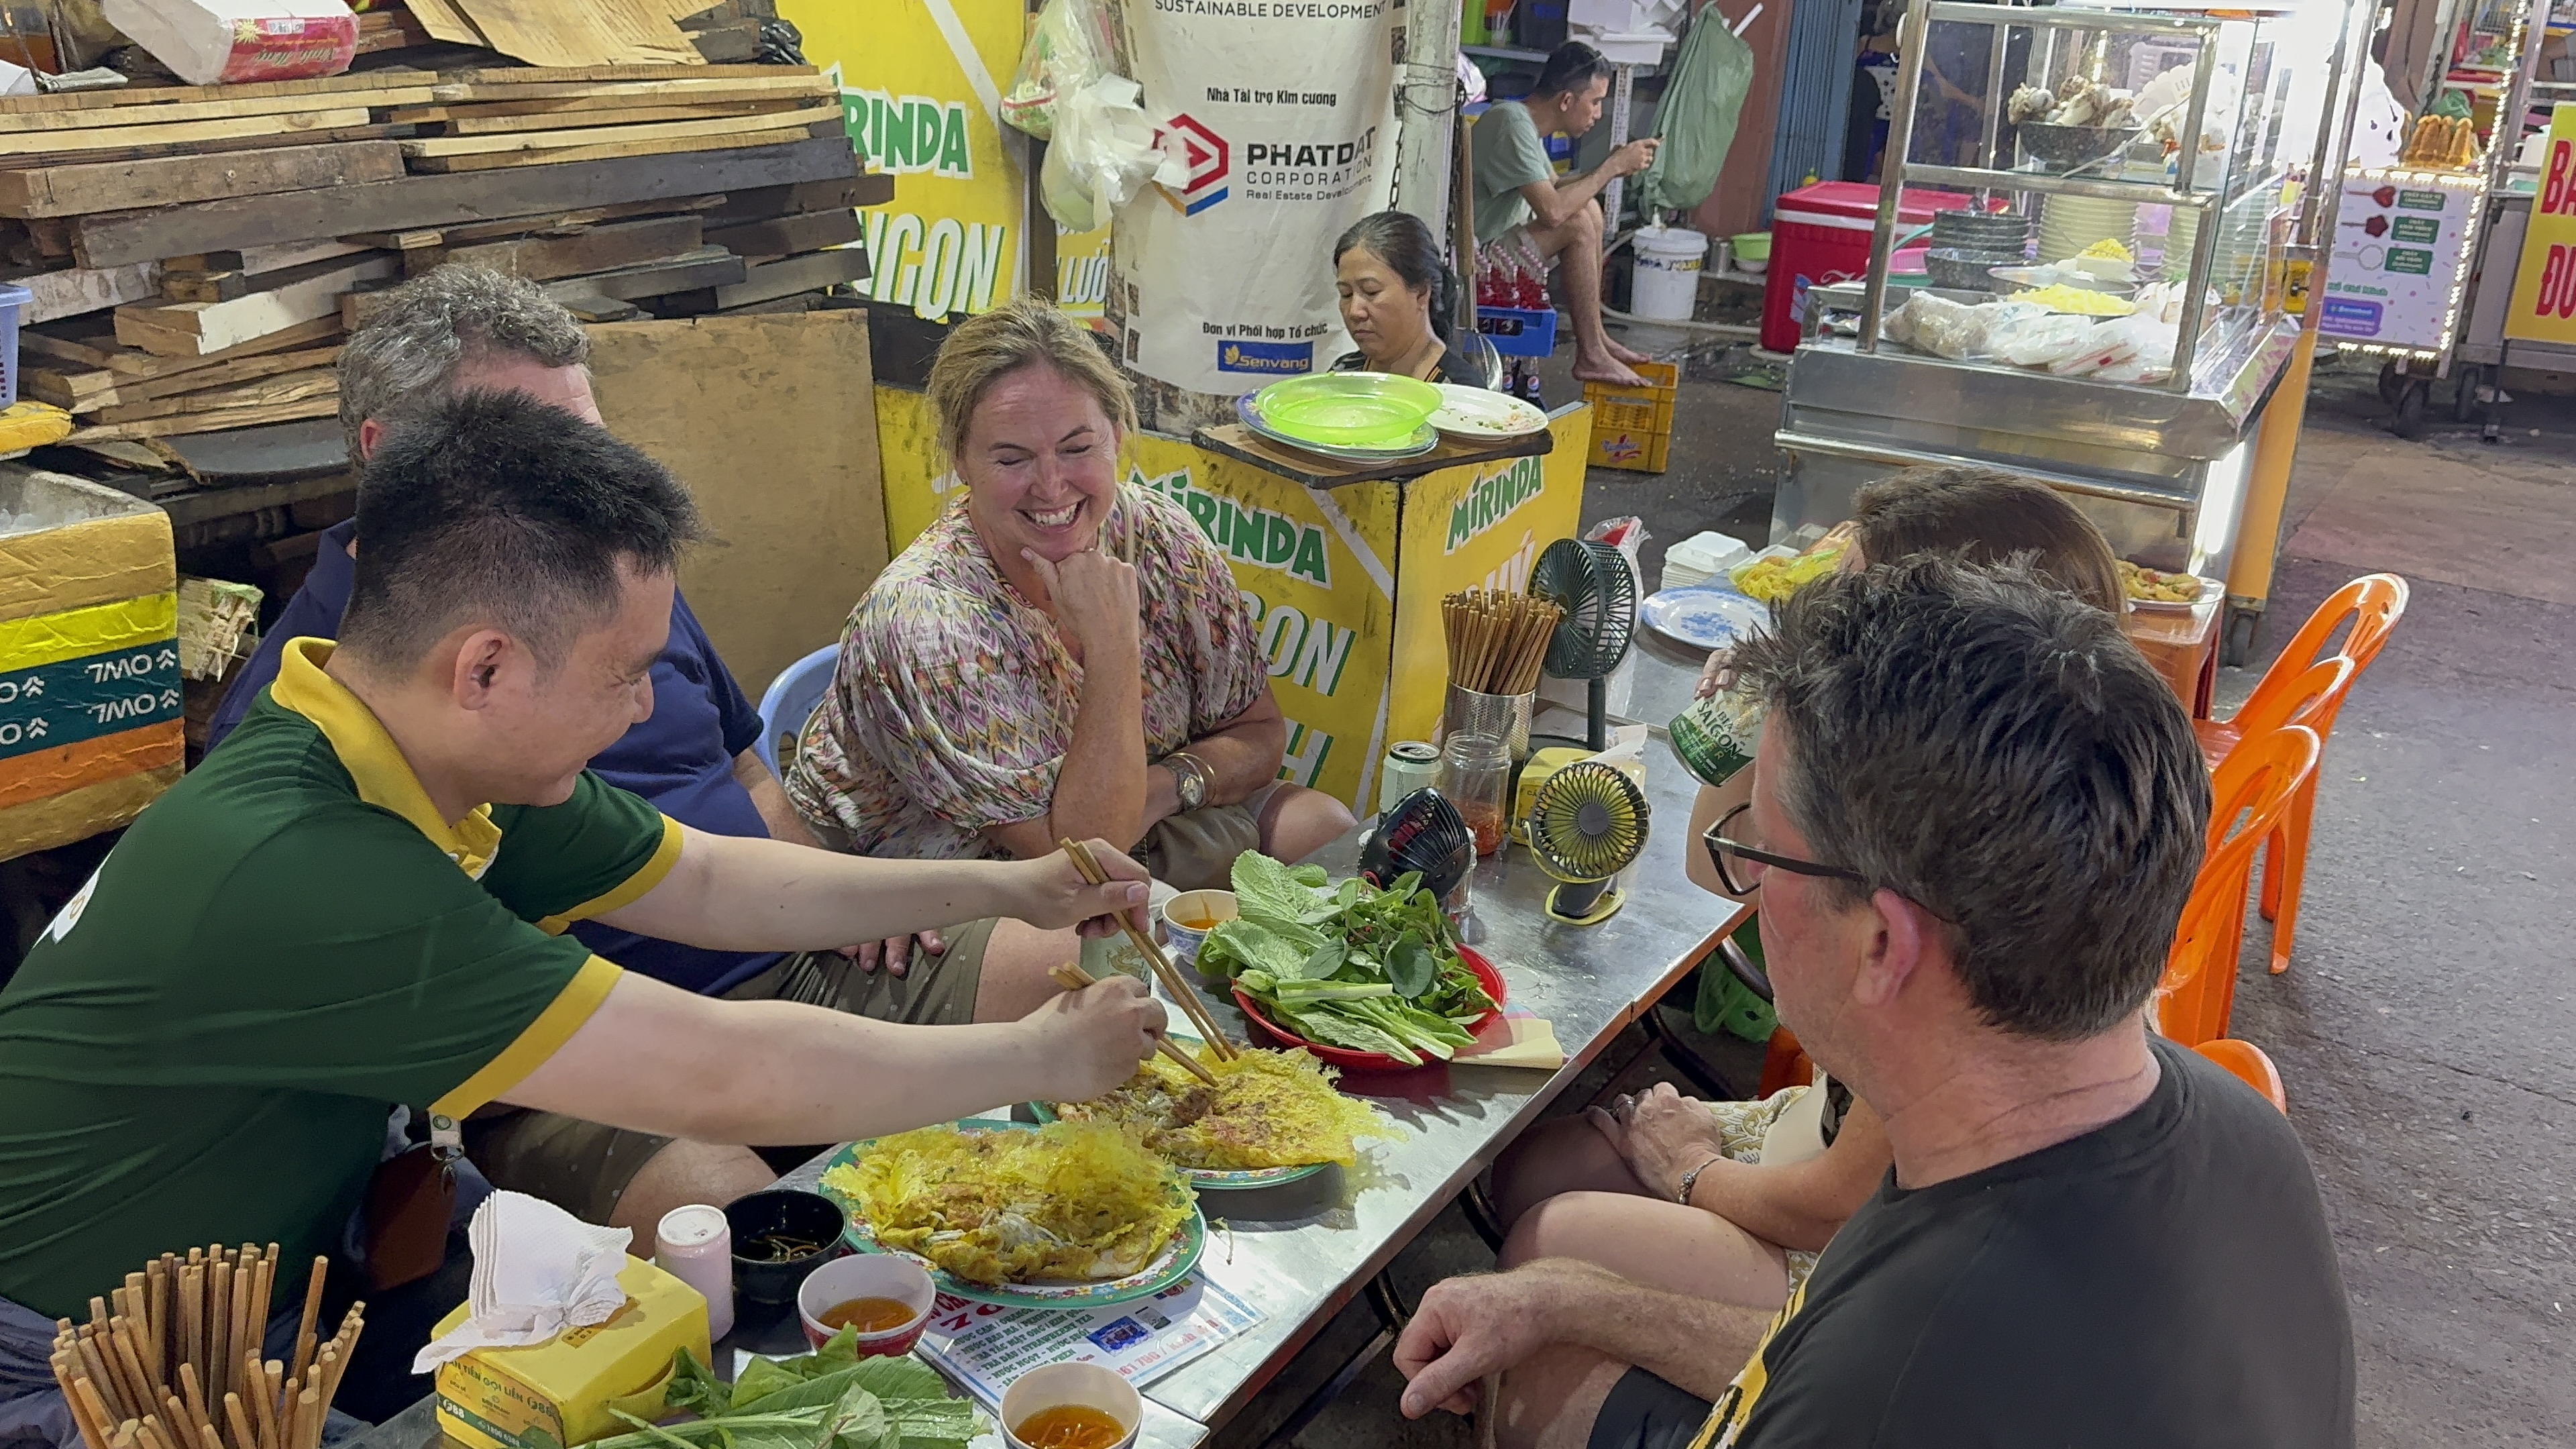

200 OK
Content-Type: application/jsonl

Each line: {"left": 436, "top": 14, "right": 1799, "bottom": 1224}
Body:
{"left": 432, "top": 1258, "right": 710, "bottom": 1449}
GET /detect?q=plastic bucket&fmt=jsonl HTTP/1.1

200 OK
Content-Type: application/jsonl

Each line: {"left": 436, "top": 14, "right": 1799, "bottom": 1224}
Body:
{"left": 0, "top": 284, "right": 29, "bottom": 409}
{"left": 1630, "top": 225, "right": 1709, "bottom": 321}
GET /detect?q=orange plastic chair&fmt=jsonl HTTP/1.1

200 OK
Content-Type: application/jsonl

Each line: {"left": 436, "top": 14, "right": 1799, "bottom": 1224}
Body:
{"left": 2193, "top": 1038, "right": 2288, "bottom": 1113}
{"left": 2158, "top": 724, "right": 2321, "bottom": 1046}
{"left": 1758, "top": 1026, "right": 1815, "bottom": 1097}
{"left": 2196, "top": 574, "right": 2407, "bottom": 973}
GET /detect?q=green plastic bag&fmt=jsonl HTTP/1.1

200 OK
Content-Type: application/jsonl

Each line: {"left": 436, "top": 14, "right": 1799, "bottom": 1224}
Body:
{"left": 1636, "top": 5, "right": 1756, "bottom": 216}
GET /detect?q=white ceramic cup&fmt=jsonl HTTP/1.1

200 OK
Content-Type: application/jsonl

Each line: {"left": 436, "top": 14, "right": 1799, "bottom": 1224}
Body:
{"left": 794, "top": 1252, "right": 936, "bottom": 1354}
{"left": 1000, "top": 1362, "right": 1142, "bottom": 1449}
{"left": 1158, "top": 889, "right": 1238, "bottom": 969}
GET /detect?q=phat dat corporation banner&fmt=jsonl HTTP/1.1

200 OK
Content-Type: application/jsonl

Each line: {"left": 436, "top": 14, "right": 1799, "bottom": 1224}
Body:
{"left": 785, "top": 0, "right": 1112, "bottom": 320}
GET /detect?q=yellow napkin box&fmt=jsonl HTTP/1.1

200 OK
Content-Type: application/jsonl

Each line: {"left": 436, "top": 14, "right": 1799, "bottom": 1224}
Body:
{"left": 432, "top": 1258, "right": 711, "bottom": 1449}
{"left": 1511, "top": 748, "right": 1591, "bottom": 844}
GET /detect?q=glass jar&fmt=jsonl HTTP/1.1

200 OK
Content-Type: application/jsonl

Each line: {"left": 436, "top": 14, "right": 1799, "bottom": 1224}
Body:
{"left": 1442, "top": 732, "right": 1513, "bottom": 856}
{"left": 1669, "top": 684, "right": 1767, "bottom": 789}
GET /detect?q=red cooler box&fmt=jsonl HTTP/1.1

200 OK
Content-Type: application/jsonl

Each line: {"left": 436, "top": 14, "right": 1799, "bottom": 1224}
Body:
{"left": 1760, "top": 182, "right": 1978, "bottom": 353}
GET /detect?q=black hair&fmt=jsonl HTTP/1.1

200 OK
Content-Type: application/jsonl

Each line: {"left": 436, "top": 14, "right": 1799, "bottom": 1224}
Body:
{"left": 1332, "top": 210, "right": 1460, "bottom": 345}
{"left": 341, "top": 388, "right": 705, "bottom": 670}
{"left": 1535, "top": 41, "right": 1613, "bottom": 99}
{"left": 1731, "top": 555, "right": 2211, "bottom": 1041}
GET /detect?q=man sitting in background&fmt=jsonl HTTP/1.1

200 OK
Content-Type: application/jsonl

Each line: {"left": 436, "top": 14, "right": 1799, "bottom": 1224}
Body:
{"left": 1469, "top": 41, "right": 1661, "bottom": 387}
{"left": 1393, "top": 557, "right": 2355, "bottom": 1449}
{"left": 207, "top": 266, "right": 1085, "bottom": 1236}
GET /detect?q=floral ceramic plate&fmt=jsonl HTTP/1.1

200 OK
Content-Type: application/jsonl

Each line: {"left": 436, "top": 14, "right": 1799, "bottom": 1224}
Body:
{"left": 817, "top": 1125, "right": 1206, "bottom": 1309}
{"left": 1028, "top": 1041, "right": 1332, "bottom": 1191}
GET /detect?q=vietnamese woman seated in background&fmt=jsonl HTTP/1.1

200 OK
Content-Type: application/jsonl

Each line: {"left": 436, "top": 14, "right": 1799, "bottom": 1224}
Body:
{"left": 1329, "top": 210, "right": 1501, "bottom": 389}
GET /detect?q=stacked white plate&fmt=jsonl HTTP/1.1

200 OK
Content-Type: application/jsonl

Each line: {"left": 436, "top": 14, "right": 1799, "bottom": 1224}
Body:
{"left": 1659, "top": 530, "right": 1754, "bottom": 590}
{"left": 2039, "top": 195, "right": 2141, "bottom": 264}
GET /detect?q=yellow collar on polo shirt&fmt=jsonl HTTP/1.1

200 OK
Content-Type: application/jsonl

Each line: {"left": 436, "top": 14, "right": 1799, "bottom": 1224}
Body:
{"left": 270, "top": 637, "right": 503, "bottom": 879}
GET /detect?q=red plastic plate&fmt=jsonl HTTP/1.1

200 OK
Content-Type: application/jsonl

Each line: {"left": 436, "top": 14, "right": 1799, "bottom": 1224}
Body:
{"left": 1231, "top": 946, "right": 1507, "bottom": 1072}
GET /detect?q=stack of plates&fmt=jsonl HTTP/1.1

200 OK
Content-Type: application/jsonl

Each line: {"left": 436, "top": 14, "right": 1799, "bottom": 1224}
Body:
{"left": 2039, "top": 195, "right": 2141, "bottom": 264}
{"left": 1660, "top": 530, "right": 1754, "bottom": 590}
{"left": 1238, "top": 371, "right": 1444, "bottom": 462}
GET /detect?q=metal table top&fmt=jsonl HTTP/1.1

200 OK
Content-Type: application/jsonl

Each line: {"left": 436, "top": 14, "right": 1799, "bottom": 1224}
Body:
{"left": 344, "top": 656, "right": 1750, "bottom": 1449}
{"left": 771, "top": 683, "right": 1750, "bottom": 1438}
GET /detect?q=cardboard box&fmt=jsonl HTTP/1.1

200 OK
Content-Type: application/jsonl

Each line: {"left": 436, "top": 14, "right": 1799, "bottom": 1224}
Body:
{"left": 432, "top": 1258, "right": 711, "bottom": 1449}
{"left": 0, "top": 470, "right": 180, "bottom": 861}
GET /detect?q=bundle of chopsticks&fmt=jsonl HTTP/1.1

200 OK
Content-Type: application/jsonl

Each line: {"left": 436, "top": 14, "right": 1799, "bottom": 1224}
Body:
{"left": 1055, "top": 838, "right": 1242, "bottom": 1087}
{"left": 48, "top": 1246, "right": 364, "bottom": 1449}
{"left": 1443, "top": 588, "right": 1562, "bottom": 696}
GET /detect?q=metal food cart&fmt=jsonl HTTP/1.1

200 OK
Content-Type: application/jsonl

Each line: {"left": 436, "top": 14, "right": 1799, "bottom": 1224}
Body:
{"left": 1769, "top": 0, "right": 2372, "bottom": 590}
{"left": 2338, "top": 0, "right": 2551, "bottom": 435}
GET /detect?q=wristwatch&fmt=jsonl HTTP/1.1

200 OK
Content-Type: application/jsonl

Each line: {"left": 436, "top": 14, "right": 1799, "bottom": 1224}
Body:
{"left": 1162, "top": 752, "right": 1211, "bottom": 812}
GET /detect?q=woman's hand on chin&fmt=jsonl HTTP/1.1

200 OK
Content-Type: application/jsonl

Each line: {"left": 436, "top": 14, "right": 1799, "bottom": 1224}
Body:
{"left": 1024, "top": 546, "right": 1141, "bottom": 661}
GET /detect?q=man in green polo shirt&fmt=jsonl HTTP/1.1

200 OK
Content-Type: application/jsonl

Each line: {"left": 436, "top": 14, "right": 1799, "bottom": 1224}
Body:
{"left": 0, "top": 391, "right": 1165, "bottom": 1415}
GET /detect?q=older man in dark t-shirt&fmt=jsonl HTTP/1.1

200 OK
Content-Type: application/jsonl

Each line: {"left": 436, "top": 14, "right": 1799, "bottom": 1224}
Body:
{"left": 1393, "top": 557, "right": 2354, "bottom": 1448}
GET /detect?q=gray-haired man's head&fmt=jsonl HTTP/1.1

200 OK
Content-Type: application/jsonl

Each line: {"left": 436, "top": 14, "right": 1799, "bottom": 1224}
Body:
{"left": 337, "top": 264, "right": 595, "bottom": 462}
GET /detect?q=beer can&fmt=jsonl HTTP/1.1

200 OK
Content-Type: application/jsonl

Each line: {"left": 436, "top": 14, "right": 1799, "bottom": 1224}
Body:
{"left": 1668, "top": 686, "right": 1766, "bottom": 790}
{"left": 1378, "top": 740, "right": 1442, "bottom": 813}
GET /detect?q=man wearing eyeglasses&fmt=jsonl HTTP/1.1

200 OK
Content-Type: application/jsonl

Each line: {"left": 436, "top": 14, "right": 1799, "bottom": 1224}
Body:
{"left": 1392, "top": 557, "right": 2355, "bottom": 1449}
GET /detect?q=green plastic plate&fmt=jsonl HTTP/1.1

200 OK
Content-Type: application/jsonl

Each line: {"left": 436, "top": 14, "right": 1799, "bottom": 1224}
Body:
{"left": 1248, "top": 371, "right": 1444, "bottom": 447}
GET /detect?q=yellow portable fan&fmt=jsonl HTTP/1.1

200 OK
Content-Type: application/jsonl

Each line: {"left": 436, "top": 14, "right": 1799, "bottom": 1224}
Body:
{"left": 1523, "top": 760, "right": 1651, "bottom": 924}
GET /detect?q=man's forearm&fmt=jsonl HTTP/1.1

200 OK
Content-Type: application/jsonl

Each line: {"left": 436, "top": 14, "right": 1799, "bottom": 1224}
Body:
{"left": 1546, "top": 166, "right": 1615, "bottom": 218}
{"left": 502, "top": 976, "right": 1066, "bottom": 1144}
{"left": 1550, "top": 1262, "right": 1774, "bottom": 1400}
{"left": 599, "top": 826, "right": 1040, "bottom": 949}
{"left": 736, "top": 749, "right": 825, "bottom": 847}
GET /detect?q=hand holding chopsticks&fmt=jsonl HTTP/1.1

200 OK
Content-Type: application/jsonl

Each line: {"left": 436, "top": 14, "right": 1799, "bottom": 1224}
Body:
{"left": 1047, "top": 961, "right": 1222, "bottom": 1087}
{"left": 1055, "top": 838, "right": 1244, "bottom": 1072}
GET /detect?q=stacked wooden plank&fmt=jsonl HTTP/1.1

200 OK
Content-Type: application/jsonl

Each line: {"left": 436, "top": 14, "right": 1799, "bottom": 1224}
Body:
{"left": 0, "top": 62, "right": 880, "bottom": 458}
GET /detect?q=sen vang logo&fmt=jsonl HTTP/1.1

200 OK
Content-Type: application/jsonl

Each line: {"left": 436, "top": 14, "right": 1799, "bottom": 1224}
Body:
{"left": 1158, "top": 114, "right": 1230, "bottom": 215}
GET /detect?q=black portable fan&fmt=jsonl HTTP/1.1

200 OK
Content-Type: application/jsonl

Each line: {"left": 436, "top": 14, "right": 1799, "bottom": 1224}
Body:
{"left": 1524, "top": 761, "right": 1651, "bottom": 924}
{"left": 1529, "top": 537, "right": 1635, "bottom": 751}
{"left": 1359, "top": 787, "right": 1475, "bottom": 903}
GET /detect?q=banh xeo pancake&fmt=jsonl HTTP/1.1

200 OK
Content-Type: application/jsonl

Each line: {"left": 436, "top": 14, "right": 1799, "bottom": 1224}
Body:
{"left": 1051, "top": 1044, "right": 1397, "bottom": 1171}
{"left": 820, "top": 1121, "right": 1193, "bottom": 1285}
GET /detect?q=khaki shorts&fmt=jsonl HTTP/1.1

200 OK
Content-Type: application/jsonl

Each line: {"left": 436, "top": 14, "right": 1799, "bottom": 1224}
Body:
{"left": 467, "top": 918, "right": 998, "bottom": 1224}
{"left": 1140, "top": 783, "right": 1282, "bottom": 891}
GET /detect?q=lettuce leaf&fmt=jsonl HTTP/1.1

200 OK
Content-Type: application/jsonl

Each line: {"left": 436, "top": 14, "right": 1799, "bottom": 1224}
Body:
{"left": 1232, "top": 850, "right": 1324, "bottom": 923}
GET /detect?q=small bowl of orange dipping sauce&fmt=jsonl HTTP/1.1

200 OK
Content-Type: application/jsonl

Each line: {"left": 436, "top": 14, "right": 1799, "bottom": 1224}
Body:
{"left": 1001, "top": 1363, "right": 1140, "bottom": 1449}
{"left": 794, "top": 1253, "right": 936, "bottom": 1354}
{"left": 1159, "top": 888, "right": 1238, "bottom": 972}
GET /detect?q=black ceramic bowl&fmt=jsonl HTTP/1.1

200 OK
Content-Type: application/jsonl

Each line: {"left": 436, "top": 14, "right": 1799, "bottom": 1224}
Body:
{"left": 725, "top": 1189, "right": 850, "bottom": 1305}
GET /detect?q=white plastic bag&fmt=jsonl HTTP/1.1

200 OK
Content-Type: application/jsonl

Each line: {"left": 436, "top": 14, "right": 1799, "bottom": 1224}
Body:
{"left": 1002, "top": 0, "right": 1118, "bottom": 141}
{"left": 1987, "top": 309, "right": 2097, "bottom": 368}
{"left": 2050, "top": 313, "right": 2179, "bottom": 383}
{"left": 1040, "top": 74, "right": 1182, "bottom": 233}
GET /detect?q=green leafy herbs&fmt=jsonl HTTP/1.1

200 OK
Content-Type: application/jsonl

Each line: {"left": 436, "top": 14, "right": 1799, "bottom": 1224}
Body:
{"left": 1210, "top": 851, "right": 1499, "bottom": 1067}
{"left": 597, "top": 1333, "right": 984, "bottom": 1449}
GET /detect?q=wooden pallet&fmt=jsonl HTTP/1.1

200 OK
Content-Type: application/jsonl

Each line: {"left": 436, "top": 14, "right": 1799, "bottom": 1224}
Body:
{"left": 405, "top": 122, "right": 830, "bottom": 174}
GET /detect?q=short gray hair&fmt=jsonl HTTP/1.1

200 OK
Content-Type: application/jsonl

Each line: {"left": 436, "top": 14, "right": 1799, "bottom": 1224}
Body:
{"left": 1731, "top": 555, "right": 2211, "bottom": 1041}
{"left": 337, "top": 264, "right": 589, "bottom": 460}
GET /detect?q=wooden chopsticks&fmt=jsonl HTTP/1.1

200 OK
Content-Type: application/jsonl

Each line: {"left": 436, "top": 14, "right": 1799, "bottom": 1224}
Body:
{"left": 51, "top": 1248, "right": 362, "bottom": 1449}
{"left": 1046, "top": 961, "right": 1222, "bottom": 1087}
{"left": 1442, "top": 588, "right": 1561, "bottom": 696}
{"left": 1055, "top": 837, "right": 1242, "bottom": 1065}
